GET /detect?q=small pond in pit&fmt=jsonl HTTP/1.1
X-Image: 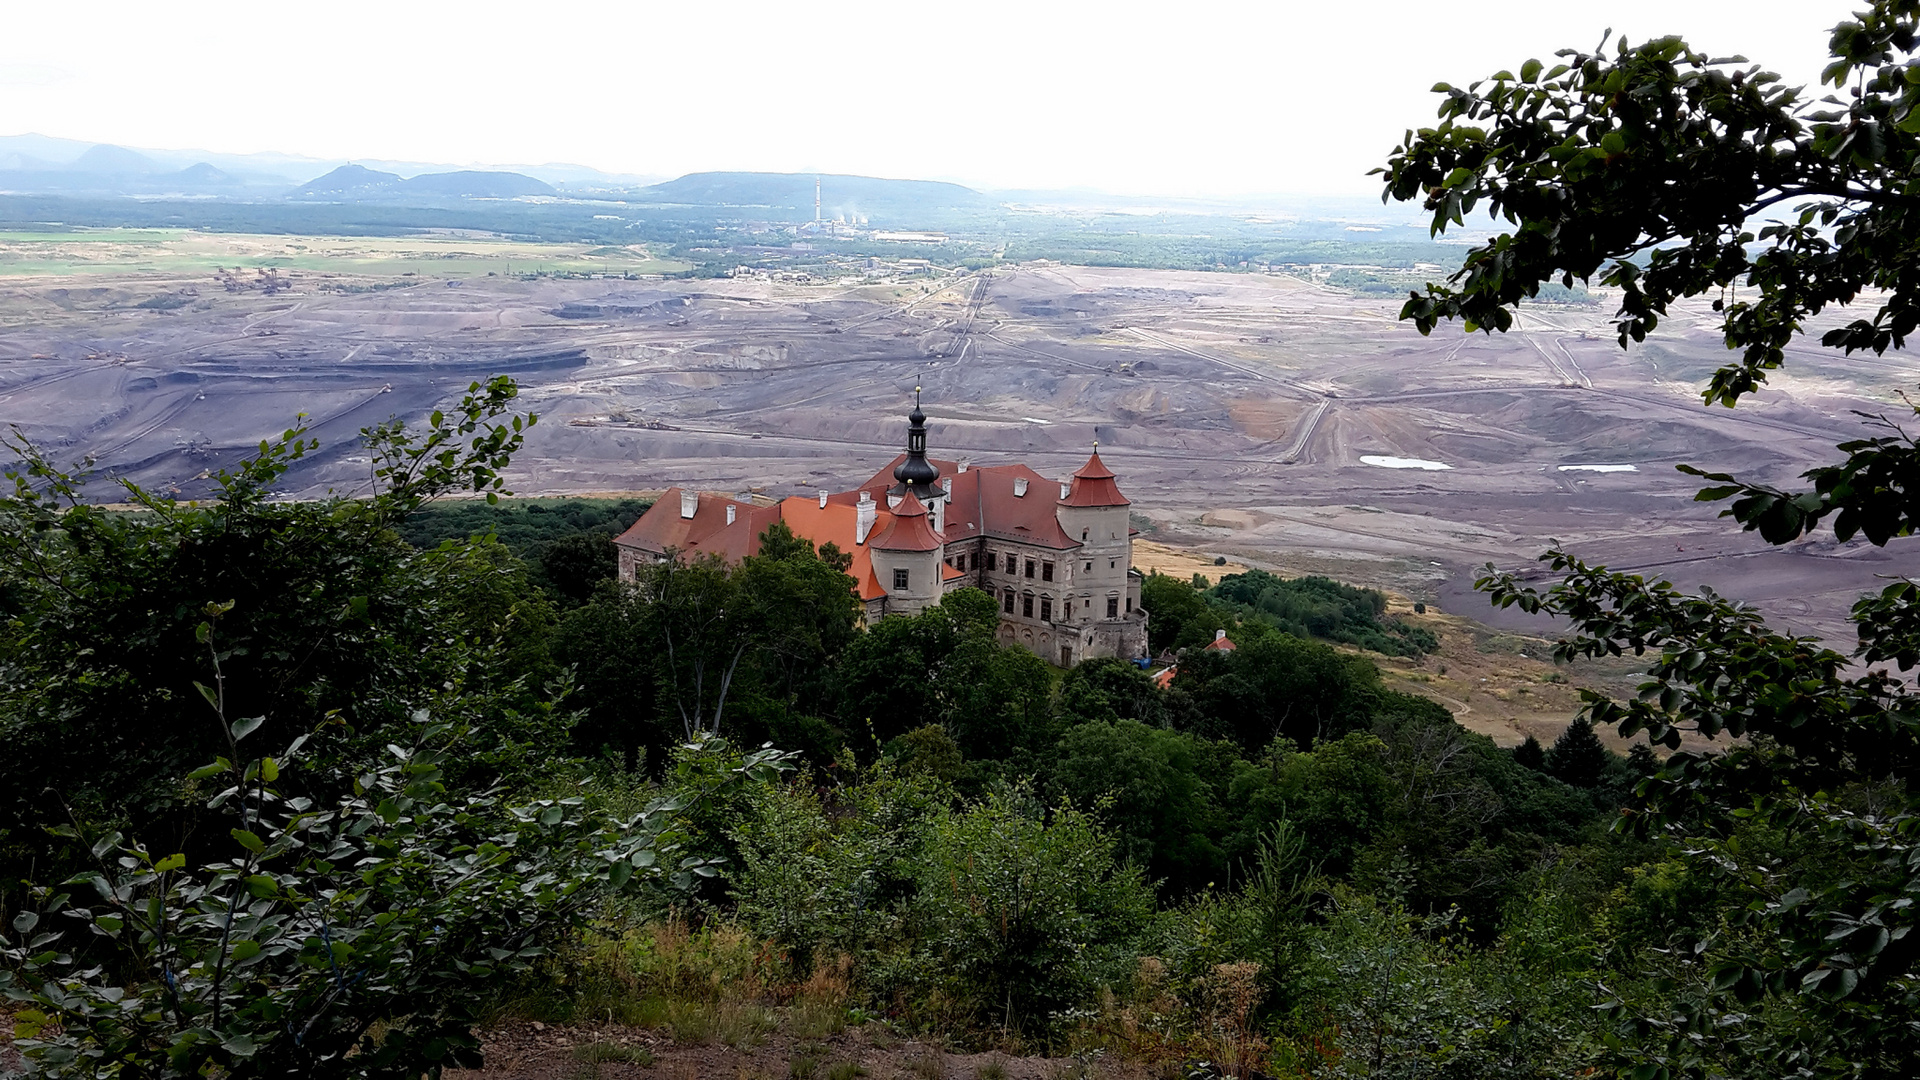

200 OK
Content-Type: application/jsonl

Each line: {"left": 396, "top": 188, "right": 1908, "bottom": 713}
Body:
{"left": 1360, "top": 455, "right": 1452, "bottom": 470}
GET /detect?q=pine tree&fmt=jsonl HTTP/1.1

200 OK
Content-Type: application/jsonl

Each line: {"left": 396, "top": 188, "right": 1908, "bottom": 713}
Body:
{"left": 1512, "top": 734, "right": 1546, "bottom": 771}
{"left": 1544, "top": 718, "right": 1609, "bottom": 788}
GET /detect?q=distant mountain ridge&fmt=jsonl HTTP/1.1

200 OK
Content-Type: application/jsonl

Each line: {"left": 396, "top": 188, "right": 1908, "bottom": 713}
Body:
{"left": 0, "top": 134, "right": 663, "bottom": 193}
{"left": 292, "top": 165, "right": 556, "bottom": 201}
{"left": 296, "top": 164, "right": 401, "bottom": 197}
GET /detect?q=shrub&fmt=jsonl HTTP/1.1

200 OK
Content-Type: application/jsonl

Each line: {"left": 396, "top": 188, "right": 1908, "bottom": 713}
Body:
{"left": 910, "top": 789, "right": 1153, "bottom": 1037}
{"left": 0, "top": 726, "right": 673, "bottom": 1078}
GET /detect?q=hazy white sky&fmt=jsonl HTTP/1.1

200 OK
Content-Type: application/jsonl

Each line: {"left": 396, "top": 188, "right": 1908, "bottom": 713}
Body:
{"left": 0, "top": 0, "right": 1866, "bottom": 197}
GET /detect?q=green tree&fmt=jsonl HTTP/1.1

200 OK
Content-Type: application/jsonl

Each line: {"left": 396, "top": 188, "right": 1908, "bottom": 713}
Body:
{"left": 914, "top": 789, "right": 1153, "bottom": 1036}
{"left": 1046, "top": 719, "right": 1234, "bottom": 893}
{"left": 1382, "top": 5, "right": 1920, "bottom": 1072}
{"left": 1512, "top": 734, "right": 1547, "bottom": 772}
{"left": 536, "top": 531, "right": 617, "bottom": 607}
{"left": 831, "top": 589, "right": 1052, "bottom": 761}
{"left": 1544, "top": 717, "right": 1610, "bottom": 789}
{"left": 554, "top": 582, "right": 664, "bottom": 773}
{"left": 0, "top": 378, "right": 547, "bottom": 891}
{"left": 1141, "top": 571, "right": 1224, "bottom": 653}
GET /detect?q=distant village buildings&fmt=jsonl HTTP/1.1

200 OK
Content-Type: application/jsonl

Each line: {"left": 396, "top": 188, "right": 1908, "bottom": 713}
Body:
{"left": 613, "top": 397, "right": 1149, "bottom": 666}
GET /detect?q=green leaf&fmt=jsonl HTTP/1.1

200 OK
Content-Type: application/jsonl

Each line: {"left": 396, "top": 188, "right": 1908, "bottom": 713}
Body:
{"left": 230, "top": 715, "right": 265, "bottom": 743}
{"left": 231, "top": 829, "right": 265, "bottom": 854}
{"left": 1521, "top": 58, "right": 1542, "bottom": 82}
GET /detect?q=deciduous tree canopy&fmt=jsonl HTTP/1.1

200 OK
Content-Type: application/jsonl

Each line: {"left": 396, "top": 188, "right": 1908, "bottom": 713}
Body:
{"left": 1382, "top": 3, "right": 1920, "bottom": 1073}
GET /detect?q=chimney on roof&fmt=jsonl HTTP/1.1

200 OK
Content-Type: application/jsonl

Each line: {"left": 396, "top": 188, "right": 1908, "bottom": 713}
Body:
{"left": 856, "top": 491, "right": 875, "bottom": 544}
{"left": 957, "top": 460, "right": 969, "bottom": 474}
{"left": 1014, "top": 477, "right": 1029, "bottom": 497}
{"left": 680, "top": 490, "right": 698, "bottom": 519}
{"left": 941, "top": 476, "right": 952, "bottom": 494}
{"left": 1060, "top": 480, "right": 1071, "bottom": 499}
{"left": 818, "top": 489, "right": 829, "bottom": 508}
{"left": 1215, "top": 629, "right": 1227, "bottom": 641}
{"left": 726, "top": 505, "right": 736, "bottom": 526}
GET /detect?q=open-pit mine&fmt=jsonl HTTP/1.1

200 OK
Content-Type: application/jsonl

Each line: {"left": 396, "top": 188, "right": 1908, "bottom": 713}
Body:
{"left": 3, "top": 255, "right": 1913, "bottom": 653}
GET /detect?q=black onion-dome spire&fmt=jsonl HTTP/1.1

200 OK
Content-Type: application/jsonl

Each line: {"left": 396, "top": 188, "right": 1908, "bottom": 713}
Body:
{"left": 891, "top": 386, "right": 941, "bottom": 501}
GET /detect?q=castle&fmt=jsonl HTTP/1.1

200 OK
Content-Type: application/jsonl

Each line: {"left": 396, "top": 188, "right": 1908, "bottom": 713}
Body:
{"left": 612, "top": 397, "right": 1149, "bottom": 666}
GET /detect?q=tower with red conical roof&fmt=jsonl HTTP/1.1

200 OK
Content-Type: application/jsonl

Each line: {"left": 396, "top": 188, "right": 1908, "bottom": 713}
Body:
{"left": 1054, "top": 442, "right": 1138, "bottom": 653}
{"left": 869, "top": 488, "right": 946, "bottom": 614}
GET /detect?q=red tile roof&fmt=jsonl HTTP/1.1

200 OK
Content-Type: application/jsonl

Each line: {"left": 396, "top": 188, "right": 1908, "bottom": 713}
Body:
{"left": 870, "top": 490, "right": 944, "bottom": 551}
{"left": 949, "top": 464, "right": 1081, "bottom": 550}
{"left": 776, "top": 496, "right": 892, "bottom": 601}
{"left": 1060, "top": 450, "right": 1130, "bottom": 507}
{"left": 611, "top": 489, "right": 780, "bottom": 562}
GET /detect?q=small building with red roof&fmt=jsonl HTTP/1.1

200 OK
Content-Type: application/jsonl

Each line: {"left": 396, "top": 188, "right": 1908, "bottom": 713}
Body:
{"left": 613, "top": 396, "right": 1148, "bottom": 666}
{"left": 1150, "top": 630, "right": 1236, "bottom": 688}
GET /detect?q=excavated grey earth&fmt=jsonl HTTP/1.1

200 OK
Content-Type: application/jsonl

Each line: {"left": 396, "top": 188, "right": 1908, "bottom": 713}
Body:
{"left": 2, "top": 265, "right": 1914, "bottom": 645}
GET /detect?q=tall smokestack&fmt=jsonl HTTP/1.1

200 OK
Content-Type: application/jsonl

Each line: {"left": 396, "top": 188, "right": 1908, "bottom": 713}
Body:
{"left": 814, "top": 176, "right": 821, "bottom": 224}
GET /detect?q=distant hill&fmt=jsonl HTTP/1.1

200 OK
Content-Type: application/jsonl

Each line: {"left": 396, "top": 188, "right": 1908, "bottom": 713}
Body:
{"left": 160, "top": 163, "right": 239, "bottom": 188}
{"left": 639, "top": 171, "right": 991, "bottom": 219}
{"left": 294, "top": 166, "right": 554, "bottom": 200}
{"left": 71, "top": 144, "right": 160, "bottom": 175}
{"left": 295, "top": 164, "right": 401, "bottom": 198}
{"left": 396, "top": 170, "right": 555, "bottom": 198}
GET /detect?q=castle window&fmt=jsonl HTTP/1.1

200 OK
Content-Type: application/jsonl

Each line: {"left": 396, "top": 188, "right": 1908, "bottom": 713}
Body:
{"left": 1023, "top": 594, "right": 1034, "bottom": 618}
{"left": 1126, "top": 597, "right": 1133, "bottom": 612}
{"left": 1107, "top": 597, "right": 1119, "bottom": 618}
{"left": 985, "top": 552, "right": 997, "bottom": 571}
{"left": 1024, "top": 559, "right": 1036, "bottom": 579}
{"left": 1003, "top": 589, "right": 1014, "bottom": 613}
{"left": 1082, "top": 528, "right": 1089, "bottom": 540}
{"left": 1064, "top": 601, "right": 1072, "bottom": 619}
{"left": 893, "top": 568, "right": 909, "bottom": 591}
{"left": 1042, "top": 562, "right": 1054, "bottom": 582}
{"left": 1085, "top": 561, "right": 1092, "bottom": 572}
{"left": 1110, "top": 560, "right": 1117, "bottom": 569}
{"left": 1040, "top": 598, "right": 1053, "bottom": 622}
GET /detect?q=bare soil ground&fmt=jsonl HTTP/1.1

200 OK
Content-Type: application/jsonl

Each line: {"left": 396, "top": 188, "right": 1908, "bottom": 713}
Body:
{"left": 5, "top": 257, "right": 1911, "bottom": 744}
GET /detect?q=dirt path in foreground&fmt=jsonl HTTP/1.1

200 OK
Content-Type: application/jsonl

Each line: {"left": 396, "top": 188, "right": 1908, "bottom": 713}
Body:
{"left": 448, "top": 1021, "right": 1152, "bottom": 1080}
